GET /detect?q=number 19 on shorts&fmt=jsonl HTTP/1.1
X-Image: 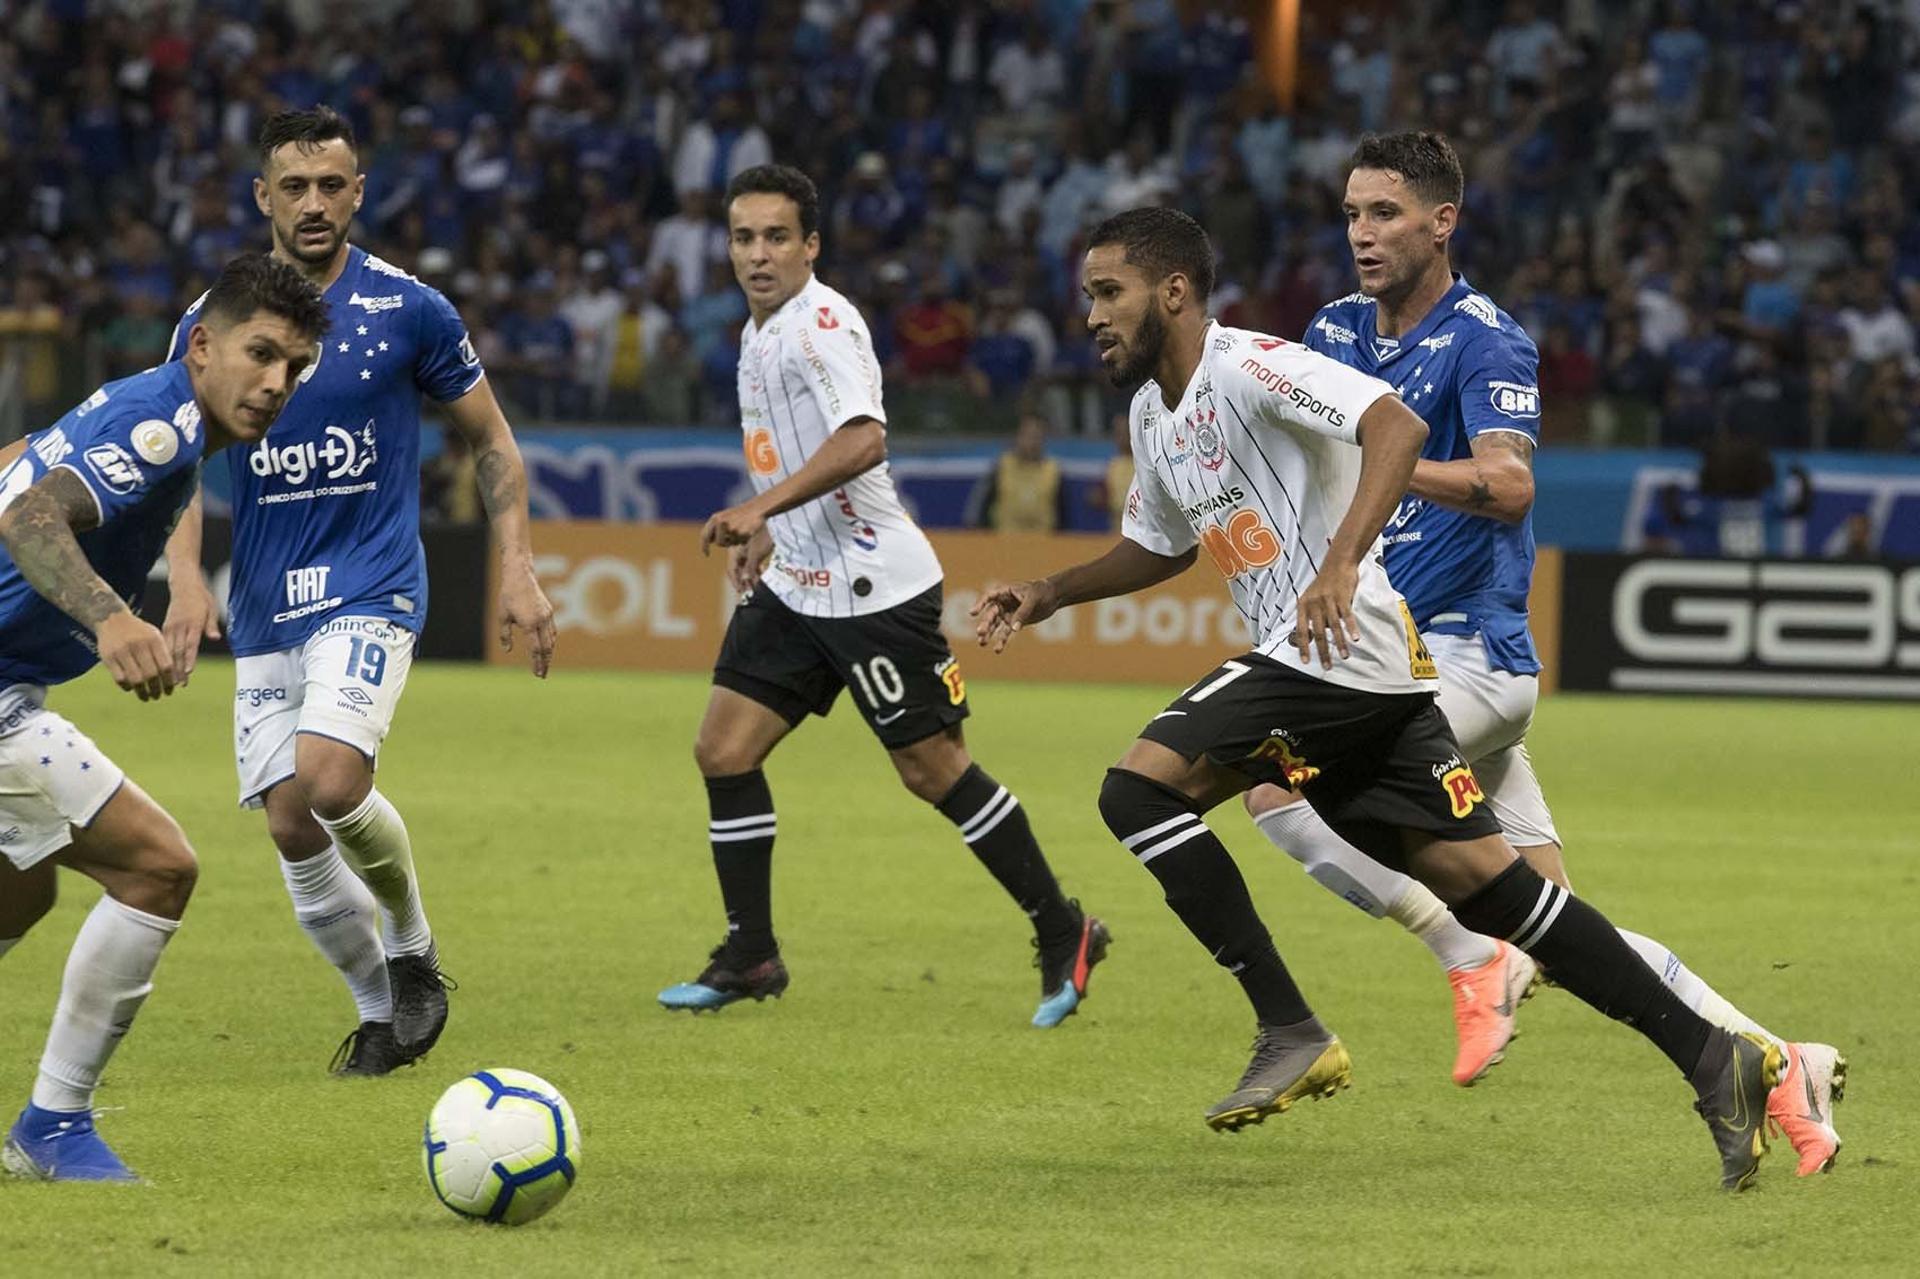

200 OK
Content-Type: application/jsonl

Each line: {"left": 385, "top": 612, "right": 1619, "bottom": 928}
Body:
{"left": 343, "top": 636, "right": 388, "bottom": 686}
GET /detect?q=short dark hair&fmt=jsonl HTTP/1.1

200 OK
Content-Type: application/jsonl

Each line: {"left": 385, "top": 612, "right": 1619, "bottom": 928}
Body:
{"left": 724, "top": 164, "right": 820, "bottom": 239}
{"left": 1349, "top": 131, "right": 1464, "bottom": 209}
{"left": 1085, "top": 207, "right": 1217, "bottom": 302}
{"left": 201, "top": 252, "right": 331, "bottom": 342}
{"left": 257, "top": 105, "right": 357, "bottom": 167}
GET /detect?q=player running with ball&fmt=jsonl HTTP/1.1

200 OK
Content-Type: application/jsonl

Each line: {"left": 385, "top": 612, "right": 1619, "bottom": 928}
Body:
{"left": 1, "top": 255, "right": 326, "bottom": 1180}
{"left": 976, "top": 207, "right": 1787, "bottom": 1190}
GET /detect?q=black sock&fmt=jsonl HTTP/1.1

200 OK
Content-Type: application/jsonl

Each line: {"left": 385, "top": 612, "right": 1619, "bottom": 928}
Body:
{"left": 1451, "top": 860, "right": 1712, "bottom": 1074}
{"left": 936, "top": 764, "right": 1078, "bottom": 947}
{"left": 706, "top": 770, "right": 777, "bottom": 961}
{"left": 1098, "top": 768, "right": 1312, "bottom": 1026}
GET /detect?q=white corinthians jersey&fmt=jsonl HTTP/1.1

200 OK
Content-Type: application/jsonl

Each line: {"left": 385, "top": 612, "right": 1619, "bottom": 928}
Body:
{"left": 736, "top": 276, "right": 941, "bottom": 617}
{"left": 1123, "top": 322, "right": 1438, "bottom": 695}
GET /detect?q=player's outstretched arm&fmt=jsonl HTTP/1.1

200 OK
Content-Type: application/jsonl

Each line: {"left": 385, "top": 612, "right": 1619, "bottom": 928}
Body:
{"left": 1296, "top": 397, "right": 1429, "bottom": 669}
{"left": 161, "top": 487, "right": 221, "bottom": 685}
{"left": 0, "top": 469, "right": 174, "bottom": 701}
{"left": 444, "top": 377, "right": 557, "bottom": 678}
{"left": 1407, "top": 432, "right": 1535, "bottom": 523}
{"left": 971, "top": 538, "right": 1196, "bottom": 654}
{"left": 700, "top": 417, "right": 887, "bottom": 554}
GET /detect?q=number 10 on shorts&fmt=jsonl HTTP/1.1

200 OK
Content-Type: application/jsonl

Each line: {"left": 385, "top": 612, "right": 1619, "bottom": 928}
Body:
{"left": 343, "top": 636, "right": 388, "bottom": 686}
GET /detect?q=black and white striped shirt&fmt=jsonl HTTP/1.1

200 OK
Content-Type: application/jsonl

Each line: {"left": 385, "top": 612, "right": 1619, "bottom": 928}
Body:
{"left": 736, "top": 277, "right": 942, "bottom": 617}
{"left": 1122, "top": 323, "right": 1436, "bottom": 695}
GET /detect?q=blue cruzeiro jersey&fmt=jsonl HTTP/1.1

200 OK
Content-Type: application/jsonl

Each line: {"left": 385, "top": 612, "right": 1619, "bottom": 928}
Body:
{"left": 0, "top": 362, "right": 206, "bottom": 689}
{"left": 168, "top": 246, "right": 483, "bottom": 656}
{"left": 1304, "top": 275, "right": 1542, "bottom": 675}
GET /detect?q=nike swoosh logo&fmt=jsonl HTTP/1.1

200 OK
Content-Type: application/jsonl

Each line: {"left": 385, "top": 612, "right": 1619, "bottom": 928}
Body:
{"left": 1713, "top": 1046, "right": 1759, "bottom": 1133}
{"left": 874, "top": 709, "right": 907, "bottom": 725}
{"left": 1151, "top": 711, "right": 1188, "bottom": 721}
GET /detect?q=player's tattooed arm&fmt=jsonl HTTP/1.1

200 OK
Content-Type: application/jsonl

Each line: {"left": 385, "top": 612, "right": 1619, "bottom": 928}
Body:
{"left": 0, "top": 469, "right": 175, "bottom": 699}
{"left": 444, "top": 378, "right": 557, "bottom": 677}
{"left": 1407, "top": 432, "right": 1535, "bottom": 523}
{"left": 0, "top": 468, "right": 119, "bottom": 628}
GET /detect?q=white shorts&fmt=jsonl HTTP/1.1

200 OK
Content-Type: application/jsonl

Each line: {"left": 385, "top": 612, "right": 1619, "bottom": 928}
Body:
{"left": 0, "top": 685, "right": 127, "bottom": 871}
{"left": 1426, "top": 631, "right": 1561, "bottom": 850}
{"left": 233, "top": 616, "right": 416, "bottom": 808}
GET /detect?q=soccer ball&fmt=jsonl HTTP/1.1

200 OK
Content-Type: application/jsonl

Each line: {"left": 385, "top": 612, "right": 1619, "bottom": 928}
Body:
{"left": 423, "top": 1068, "right": 581, "bottom": 1225}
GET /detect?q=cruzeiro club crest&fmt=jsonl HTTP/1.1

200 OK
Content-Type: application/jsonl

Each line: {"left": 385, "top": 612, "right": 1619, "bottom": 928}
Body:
{"left": 1189, "top": 381, "right": 1226, "bottom": 472}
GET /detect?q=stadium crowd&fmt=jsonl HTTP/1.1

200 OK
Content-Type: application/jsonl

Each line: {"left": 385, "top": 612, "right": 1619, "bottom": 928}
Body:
{"left": 3, "top": 0, "right": 1920, "bottom": 453}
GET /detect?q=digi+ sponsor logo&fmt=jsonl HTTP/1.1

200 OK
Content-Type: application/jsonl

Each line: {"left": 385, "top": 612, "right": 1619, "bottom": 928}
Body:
{"left": 249, "top": 421, "right": 379, "bottom": 489}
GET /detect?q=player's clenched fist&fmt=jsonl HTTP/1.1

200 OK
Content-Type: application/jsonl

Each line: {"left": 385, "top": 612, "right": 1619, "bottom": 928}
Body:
{"left": 701, "top": 502, "right": 766, "bottom": 555}
{"left": 970, "top": 578, "right": 1060, "bottom": 653}
{"left": 96, "top": 611, "right": 176, "bottom": 701}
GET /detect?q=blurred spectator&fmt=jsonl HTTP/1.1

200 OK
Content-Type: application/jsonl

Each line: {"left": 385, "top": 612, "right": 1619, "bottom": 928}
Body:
{"left": 1099, "top": 412, "right": 1133, "bottom": 529}
{"left": 422, "top": 425, "right": 480, "bottom": 524}
{"left": 1837, "top": 270, "right": 1917, "bottom": 377}
{"left": 562, "top": 251, "right": 625, "bottom": 416}
{"left": 968, "top": 292, "right": 1038, "bottom": 400}
{"left": 646, "top": 189, "right": 725, "bottom": 308}
{"left": 672, "top": 90, "right": 771, "bottom": 198}
{"left": 971, "top": 412, "right": 1065, "bottom": 533}
{"left": 641, "top": 326, "right": 702, "bottom": 423}
{"left": 987, "top": 22, "right": 1066, "bottom": 114}
{"left": 98, "top": 291, "right": 174, "bottom": 380}
{"left": 895, "top": 275, "right": 972, "bottom": 382}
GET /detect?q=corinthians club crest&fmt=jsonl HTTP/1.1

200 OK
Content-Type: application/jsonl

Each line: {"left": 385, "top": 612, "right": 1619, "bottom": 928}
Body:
{"left": 1189, "top": 383, "right": 1226, "bottom": 472}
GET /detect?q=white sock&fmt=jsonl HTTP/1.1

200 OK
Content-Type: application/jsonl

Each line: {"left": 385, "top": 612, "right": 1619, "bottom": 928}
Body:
{"left": 0, "top": 936, "right": 19, "bottom": 961}
{"left": 313, "top": 789, "right": 432, "bottom": 958}
{"left": 1251, "top": 800, "right": 1498, "bottom": 971}
{"left": 1385, "top": 880, "right": 1502, "bottom": 972}
{"left": 281, "top": 846, "right": 393, "bottom": 1023}
{"left": 1617, "top": 928, "right": 1787, "bottom": 1050}
{"left": 32, "top": 896, "right": 177, "bottom": 1113}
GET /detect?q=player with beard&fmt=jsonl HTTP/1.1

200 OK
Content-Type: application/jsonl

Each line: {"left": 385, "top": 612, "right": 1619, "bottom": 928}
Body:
{"left": 161, "top": 107, "right": 555, "bottom": 1076}
{"left": 1230, "top": 131, "right": 1843, "bottom": 1174}
{"left": 2, "top": 255, "right": 325, "bottom": 1179}
{"left": 973, "top": 207, "right": 1786, "bottom": 1190}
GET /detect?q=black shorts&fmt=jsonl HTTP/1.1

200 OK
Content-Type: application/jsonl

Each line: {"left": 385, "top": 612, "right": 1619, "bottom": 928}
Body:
{"left": 714, "top": 582, "right": 970, "bottom": 749}
{"left": 1137, "top": 651, "right": 1502, "bottom": 863}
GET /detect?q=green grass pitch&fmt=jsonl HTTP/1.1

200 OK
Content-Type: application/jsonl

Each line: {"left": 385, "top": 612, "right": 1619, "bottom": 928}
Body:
{"left": 3, "top": 661, "right": 1915, "bottom": 1274}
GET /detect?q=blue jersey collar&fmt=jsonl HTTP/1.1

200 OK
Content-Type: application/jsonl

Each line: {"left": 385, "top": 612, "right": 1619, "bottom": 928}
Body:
{"left": 1362, "top": 273, "right": 1473, "bottom": 368}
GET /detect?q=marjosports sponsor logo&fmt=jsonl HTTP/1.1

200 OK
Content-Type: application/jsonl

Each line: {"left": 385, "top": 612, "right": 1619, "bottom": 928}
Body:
{"left": 1239, "top": 358, "right": 1348, "bottom": 430}
{"left": 1559, "top": 554, "right": 1920, "bottom": 700}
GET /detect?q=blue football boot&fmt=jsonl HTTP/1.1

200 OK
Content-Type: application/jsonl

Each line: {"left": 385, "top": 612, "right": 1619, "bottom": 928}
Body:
{"left": 1032, "top": 909, "right": 1111, "bottom": 1029}
{"left": 659, "top": 943, "right": 789, "bottom": 1012}
{"left": 3, "top": 1104, "right": 141, "bottom": 1183}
